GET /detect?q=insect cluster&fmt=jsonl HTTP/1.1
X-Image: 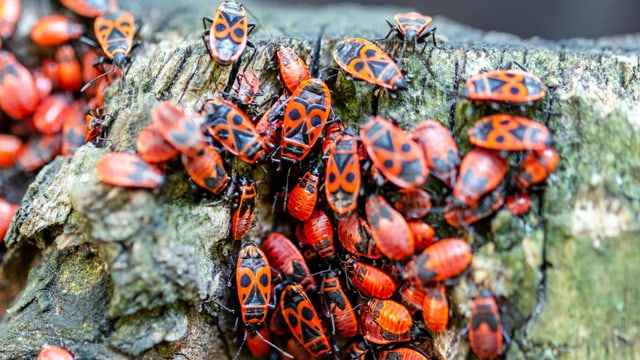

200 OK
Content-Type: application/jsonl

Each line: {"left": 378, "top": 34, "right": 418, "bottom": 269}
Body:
{"left": 0, "top": 1, "right": 562, "bottom": 360}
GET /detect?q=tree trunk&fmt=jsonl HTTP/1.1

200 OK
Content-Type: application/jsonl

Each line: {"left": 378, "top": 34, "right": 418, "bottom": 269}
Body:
{"left": 1, "top": 1, "right": 639, "bottom": 359}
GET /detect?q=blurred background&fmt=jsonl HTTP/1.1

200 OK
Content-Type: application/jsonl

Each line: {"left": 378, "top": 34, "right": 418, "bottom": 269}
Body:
{"left": 275, "top": 0, "right": 640, "bottom": 40}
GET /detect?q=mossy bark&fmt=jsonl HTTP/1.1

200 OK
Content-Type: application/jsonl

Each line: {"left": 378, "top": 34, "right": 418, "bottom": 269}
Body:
{"left": 1, "top": 1, "right": 639, "bottom": 359}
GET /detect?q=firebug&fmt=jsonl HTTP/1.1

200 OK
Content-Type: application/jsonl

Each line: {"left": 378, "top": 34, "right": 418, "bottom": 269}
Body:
{"left": 468, "top": 114, "right": 552, "bottom": 151}
{"left": 514, "top": 147, "right": 559, "bottom": 189}
{"left": 30, "top": 15, "right": 85, "bottom": 46}
{"left": 135, "top": 124, "right": 180, "bottom": 163}
{"left": 229, "top": 175, "right": 256, "bottom": 240}
{"left": 365, "top": 298, "right": 413, "bottom": 335}
{"left": 0, "top": 0, "right": 20, "bottom": 39}
{"left": 460, "top": 69, "right": 547, "bottom": 104}
{"left": 286, "top": 163, "right": 321, "bottom": 221}
{"left": 365, "top": 194, "right": 414, "bottom": 260}
{"left": 181, "top": 144, "right": 229, "bottom": 195}
{"left": 452, "top": 148, "right": 508, "bottom": 207}
{"left": 60, "top": 0, "right": 114, "bottom": 17}
{"left": 412, "top": 118, "right": 460, "bottom": 187}
{"left": 325, "top": 132, "right": 361, "bottom": 218}
{"left": 422, "top": 283, "right": 449, "bottom": 333}
{"left": 151, "top": 102, "right": 206, "bottom": 157}
{"left": 261, "top": 232, "right": 316, "bottom": 292}
{"left": 95, "top": 152, "right": 165, "bottom": 189}
{"left": 300, "top": 209, "right": 335, "bottom": 261}
{"left": 37, "top": 345, "right": 74, "bottom": 360}
{"left": 384, "top": 11, "right": 436, "bottom": 59}
{"left": 506, "top": 193, "right": 531, "bottom": 216}
{"left": 404, "top": 238, "right": 472, "bottom": 285}
{"left": 17, "top": 134, "right": 62, "bottom": 172}
{"left": 343, "top": 256, "right": 397, "bottom": 299}
{"left": 0, "top": 134, "right": 22, "bottom": 167}
{"left": 320, "top": 269, "right": 358, "bottom": 338}
{"left": 275, "top": 43, "right": 311, "bottom": 93}
{"left": 469, "top": 290, "right": 503, "bottom": 359}
{"left": 0, "top": 50, "right": 39, "bottom": 119}
{"left": 202, "top": 0, "right": 254, "bottom": 66}
{"left": 336, "top": 213, "right": 381, "bottom": 259}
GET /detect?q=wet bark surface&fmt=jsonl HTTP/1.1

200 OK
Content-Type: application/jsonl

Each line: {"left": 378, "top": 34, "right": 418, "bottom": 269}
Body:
{"left": 0, "top": 1, "right": 639, "bottom": 359}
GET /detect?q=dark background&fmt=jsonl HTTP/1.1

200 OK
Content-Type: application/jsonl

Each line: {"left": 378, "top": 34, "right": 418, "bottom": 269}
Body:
{"left": 275, "top": 0, "right": 640, "bottom": 40}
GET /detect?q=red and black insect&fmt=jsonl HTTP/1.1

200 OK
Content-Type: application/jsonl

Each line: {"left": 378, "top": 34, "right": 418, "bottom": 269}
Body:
{"left": 230, "top": 175, "right": 256, "bottom": 240}
{"left": 398, "top": 284, "right": 427, "bottom": 315}
{"left": 255, "top": 94, "right": 287, "bottom": 156}
{"left": 245, "top": 327, "right": 272, "bottom": 358}
{"left": 202, "top": 0, "right": 254, "bottom": 66}
{"left": 468, "top": 114, "right": 552, "bottom": 151}
{"left": 54, "top": 45, "right": 83, "bottom": 92}
{"left": 37, "top": 345, "right": 75, "bottom": 360}
{"left": 203, "top": 98, "right": 266, "bottom": 164}
{"left": 365, "top": 194, "right": 414, "bottom": 261}
{"left": 514, "top": 147, "right": 559, "bottom": 189}
{"left": 412, "top": 118, "right": 460, "bottom": 187}
{"left": 408, "top": 220, "right": 435, "bottom": 252}
{"left": 0, "top": 198, "right": 18, "bottom": 241}
{"left": 33, "top": 93, "right": 72, "bottom": 135}
{"left": 360, "top": 309, "right": 412, "bottom": 345}
{"left": 261, "top": 232, "right": 316, "bottom": 292}
{"left": 16, "top": 134, "right": 63, "bottom": 172}
{"left": 393, "top": 187, "right": 432, "bottom": 220}
{"left": 286, "top": 162, "right": 322, "bottom": 221}
{"left": 336, "top": 213, "right": 381, "bottom": 259}
{"left": 0, "top": 0, "right": 20, "bottom": 40}
{"left": 360, "top": 116, "right": 427, "bottom": 189}
{"left": 344, "top": 340, "right": 368, "bottom": 360}
{"left": 0, "top": 134, "right": 22, "bottom": 167}
{"left": 30, "top": 14, "right": 85, "bottom": 46}
{"left": 60, "top": 0, "right": 114, "bottom": 18}
{"left": 95, "top": 152, "right": 165, "bottom": 189}
{"left": 379, "top": 347, "right": 430, "bottom": 360}
{"left": 469, "top": 290, "right": 503, "bottom": 359}
{"left": 384, "top": 11, "right": 436, "bottom": 59}
{"left": 182, "top": 144, "right": 230, "bottom": 195}
{"left": 280, "top": 283, "right": 333, "bottom": 359}
{"left": 333, "top": 37, "right": 406, "bottom": 90}
{"left": 325, "top": 131, "right": 361, "bottom": 218}
{"left": 236, "top": 244, "right": 271, "bottom": 329}
{"left": 300, "top": 209, "right": 335, "bottom": 261}
{"left": 444, "top": 185, "right": 505, "bottom": 227}
{"left": 281, "top": 78, "right": 331, "bottom": 163}
{"left": 0, "top": 50, "right": 39, "bottom": 119}
{"left": 506, "top": 193, "right": 531, "bottom": 216}
{"left": 422, "top": 283, "right": 449, "bottom": 333}
{"left": 81, "top": 8, "right": 137, "bottom": 91}
{"left": 85, "top": 107, "right": 112, "bottom": 144}
{"left": 275, "top": 43, "right": 311, "bottom": 93}
{"left": 460, "top": 69, "right": 547, "bottom": 104}
{"left": 61, "top": 101, "right": 87, "bottom": 156}
{"left": 136, "top": 124, "right": 180, "bottom": 163}
{"left": 343, "top": 256, "right": 397, "bottom": 299}
{"left": 151, "top": 102, "right": 206, "bottom": 157}
{"left": 320, "top": 269, "right": 358, "bottom": 338}
{"left": 365, "top": 298, "right": 413, "bottom": 335}
{"left": 404, "top": 238, "right": 473, "bottom": 285}
{"left": 233, "top": 70, "right": 260, "bottom": 105}
{"left": 451, "top": 148, "right": 508, "bottom": 207}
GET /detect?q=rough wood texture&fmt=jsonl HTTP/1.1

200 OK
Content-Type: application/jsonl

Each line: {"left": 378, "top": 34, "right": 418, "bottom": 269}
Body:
{"left": 1, "top": 1, "right": 639, "bottom": 359}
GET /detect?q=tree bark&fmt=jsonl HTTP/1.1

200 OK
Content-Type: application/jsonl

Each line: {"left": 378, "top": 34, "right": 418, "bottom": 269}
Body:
{"left": 1, "top": 1, "right": 640, "bottom": 359}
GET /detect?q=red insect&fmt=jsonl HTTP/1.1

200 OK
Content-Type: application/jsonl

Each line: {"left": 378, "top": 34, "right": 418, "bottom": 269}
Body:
{"left": 336, "top": 213, "right": 381, "bottom": 259}
{"left": 84, "top": 107, "right": 111, "bottom": 144}
{"left": 33, "top": 93, "right": 72, "bottom": 135}
{"left": 16, "top": 134, "right": 62, "bottom": 172}
{"left": 33, "top": 67, "right": 54, "bottom": 100}
{"left": 0, "top": 198, "right": 18, "bottom": 242}
{"left": 408, "top": 220, "right": 435, "bottom": 252}
{"left": 281, "top": 78, "right": 331, "bottom": 162}
{"left": 360, "top": 116, "right": 427, "bottom": 189}
{"left": 280, "top": 283, "right": 332, "bottom": 358}
{"left": 202, "top": 0, "right": 253, "bottom": 66}
{"left": 61, "top": 101, "right": 86, "bottom": 156}
{"left": 234, "top": 71, "right": 260, "bottom": 105}
{"left": 230, "top": 175, "right": 256, "bottom": 240}
{"left": 182, "top": 144, "right": 230, "bottom": 195}
{"left": 452, "top": 148, "right": 508, "bottom": 207}
{"left": 325, "top": 132, "right": 361, "bottom": 218}
{"left": 320, "top": 269, "right": 358, "bottom": 338}
{"left": 506, "top": 193, "right": 531, "bottom": 216}
{"left": 151, "top": 102, "right": 206, "bottom": 157}
{"left": 30, "top": 15, "right": 85, "bottom": 46}
{"left": 343, "top": 256, "right": 397, "bottom": 299}
{"left": 275, "top": 43, "right": 311, "bottom": 93}
{"left": 82, "top": 8, "right": 137, "bottom": 91}
{"left": 469, "top": 114, "right": 552, "bottom": 151}
{"left": 422, "top": 283, "right": 449, "bottom": 333}
{"left": 321, "top": 120, "right": 345, "bottom": 155}
{"left": 245, "top": 327, "right": 272, "bottom": 358}
{"left": 360, "top": 310, "right": 412, "bottom": 345}
{"left": 268, "top": 301, "right": 289, "bottom": 336}
{"left": 469, "top": 290, "right": 503, "bottom": 359}
{"left": 0, "top": 0, "right": 20, "bottom": 39}
{"left": 0, "top": 50, "right": 39, "bottom": 119}
{"left": 301, "top": 209, "right": 335, "bottom": 261}
{"left": 236, "top": 244, "right": 271, "bottom": 329}
{"left": 345, "top": 340, "right": 368, "bottom": 360}
{"left": 365, "top": 194, "right": 414, "bottom": 261}
{"left": 404, "top": 238, "right": 473, "bottom": 285}
{"left": 255, "top": 94, "right": 287, "bottom": 155}
{"left": 514, "top": 147, "right": 559, "bottom": 189}
{"left": 286, "top": 163, "right": 322, "bottom": 221}
{"left": 365, "top": 298, "right": 413, "bottom": 335}
{"left": 37, "top": 345, "right": 74, "bottom": 360}
{"left": 60, "top": 0, "right": 113, "bottom": 17}
{"left": 412, "top": 118, "right": 460, "bottom": 187}
{"left": 384, "top": 11, "right": 436, "bottom": 58}
{"left": 393, "top": 187, "right": 432, "bottom": 220}
{"left": 332, "top": 37, "right": 406, "bottom": 90}
{"left": 379, "top": 348, "right": 430, "bottom": 360}
{"left": 398, "top": 284, "right": 427, "bottom": 315}
{"left": 135, "top": 124, "right": 180, "bottom": 163}
{"left": 203, "top": 98, "right": 266, "bottom": 164}
{"left": 261, "top": 232, "right": 316, "bottom": 292}
{"left": 96, "top": 152, "right": 165, "bottom": 189}
{"left": 55, "top": 45, "right": 83, "bottom": 92}
{"left": 445, "top": 185, "right": 505, "bottom": 227}
{"left": 460, "top": 69, "right": 547, "bottom": 104}
{"left": 0, "top": 134, "right": 22, "bottom": 167}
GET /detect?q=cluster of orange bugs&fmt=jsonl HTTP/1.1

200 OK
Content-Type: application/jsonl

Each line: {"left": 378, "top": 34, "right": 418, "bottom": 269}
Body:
{"left": 0, "top": 0, "right": 562, "bottom": 359}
